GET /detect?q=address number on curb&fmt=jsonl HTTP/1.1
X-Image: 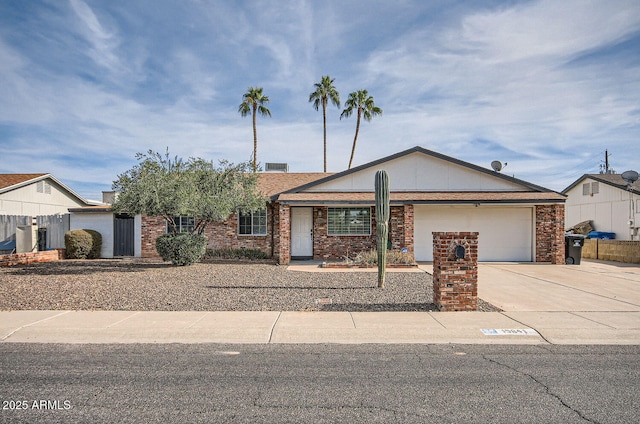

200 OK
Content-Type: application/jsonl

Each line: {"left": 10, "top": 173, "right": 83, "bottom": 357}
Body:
{"left": 481, "top": 328, "right": 539, "bottom": 336}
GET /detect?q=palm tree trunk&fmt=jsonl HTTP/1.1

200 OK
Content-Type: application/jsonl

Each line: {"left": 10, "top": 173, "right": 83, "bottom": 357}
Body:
{"left": 348, "top": 110, "right": 362, "bottom": 169}
{"left": 252, "top": 106, "right": 258, "bottom": 173}
{"left": 322, "top": 100, "right": 327, "bottom": 172}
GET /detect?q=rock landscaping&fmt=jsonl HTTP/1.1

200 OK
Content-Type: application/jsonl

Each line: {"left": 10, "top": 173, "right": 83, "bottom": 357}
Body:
{"left": 0, "top": 259, "right": 500, "bottom": 312}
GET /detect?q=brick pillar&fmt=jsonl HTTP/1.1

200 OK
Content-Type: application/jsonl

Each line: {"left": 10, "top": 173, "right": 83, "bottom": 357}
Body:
{"left": 535, "top": 204, "right": 565, "bottom": 264}
{"left": 403, "top": 204, "right": 415, "bottom": 260}
{"left": 140, "top": 216, "right": 165, "bottom": 259}
{"left": 278, "top": 204, "right": 291, "bottom": 265}
{"left": 432, "top": 232, "right": 478, "bottom": 311}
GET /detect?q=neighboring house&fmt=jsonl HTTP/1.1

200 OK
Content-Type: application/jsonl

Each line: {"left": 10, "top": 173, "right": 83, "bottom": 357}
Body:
{"left": 0, "top": 174, "right": 90, "bottom": 215}
{"left": 563, "top": 174, "right": 640, "bottom": 241}
{"left": 128, "top": 146, "right": 565, "bottom": 264}
{"left": 1, "top": 174, "right": 93, "bottom": 251}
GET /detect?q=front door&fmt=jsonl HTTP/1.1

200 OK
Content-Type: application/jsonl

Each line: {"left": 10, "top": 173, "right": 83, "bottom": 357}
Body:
{"left": 291, "top": 207, "right": 313, "bottom": 259}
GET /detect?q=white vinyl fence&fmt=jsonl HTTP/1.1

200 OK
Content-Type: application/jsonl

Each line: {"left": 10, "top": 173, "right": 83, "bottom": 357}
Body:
{"left": 0, "top": 214, "right": 70, "bottom": 251}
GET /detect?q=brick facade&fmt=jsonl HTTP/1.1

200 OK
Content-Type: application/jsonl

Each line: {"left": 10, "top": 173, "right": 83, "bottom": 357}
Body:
{"left": 141, "top": 210, "right": 274, "bottom": 260}
{"left": 535, "top": 204, "right": 565, "bottom": 264}
{"left": 432, "top": 232, "right": 478, "bottom": 311}
{"left": 139, "top": 202, "right": 563, "bottom": 265}
{"left": 310, "top": 206, "right": 415, "bottom": 262}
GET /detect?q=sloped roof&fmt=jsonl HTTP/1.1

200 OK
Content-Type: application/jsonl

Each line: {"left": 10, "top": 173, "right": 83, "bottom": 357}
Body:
{"left": 281, "top": 146, "right": 558, "bottom": 195}
{"left": 277, "top": 191, "right": 566, "bottom": 204}
{"left": 272, "top": 146, "right": 564, "bottom": 204}
{"left": 257, "top": 172, "right": 329, "bottom": 197}
{"left": 0, "top": 174, "right": 48, "bottom": 191}
{"left": 0, "top": 173, "right": 90, "bottom": 205}
{"left": 563, "top": 173, "right": 640, "bottom": 196}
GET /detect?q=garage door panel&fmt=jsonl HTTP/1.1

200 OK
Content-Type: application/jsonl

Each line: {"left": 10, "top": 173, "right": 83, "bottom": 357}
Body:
{"left": 414, "top": 206, "right": 533, "bottom": 262}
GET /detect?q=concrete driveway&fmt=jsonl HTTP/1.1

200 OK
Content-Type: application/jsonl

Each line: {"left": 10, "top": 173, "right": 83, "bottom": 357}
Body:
{"left": 476, "top": 260, "right": 640, "bottom": 312}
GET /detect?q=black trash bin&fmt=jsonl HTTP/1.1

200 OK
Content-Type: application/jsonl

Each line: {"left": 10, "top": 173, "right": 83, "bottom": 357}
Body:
{"left": 565, "top": 234, "right": 585, "bottom": 265}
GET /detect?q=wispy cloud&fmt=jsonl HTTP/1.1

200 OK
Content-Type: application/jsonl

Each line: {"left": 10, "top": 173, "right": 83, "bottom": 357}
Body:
{"left": 0, "top": 0, "right": 639, "bottom": 198}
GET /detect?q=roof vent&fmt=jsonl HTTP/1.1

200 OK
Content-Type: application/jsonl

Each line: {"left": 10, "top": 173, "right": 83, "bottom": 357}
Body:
{"left": 265, "top": 163, "right": 288, "bottom": 172}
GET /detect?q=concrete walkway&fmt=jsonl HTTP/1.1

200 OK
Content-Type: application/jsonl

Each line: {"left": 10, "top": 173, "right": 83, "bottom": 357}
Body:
{"left": 1, "top": 260, "right": 639, "bottom": 345}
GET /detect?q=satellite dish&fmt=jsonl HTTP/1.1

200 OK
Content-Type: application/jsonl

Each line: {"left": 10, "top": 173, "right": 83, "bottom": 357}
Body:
{"left": 621, "top": 170, "right": 639, "bottom": 184}
{"left": 491, "top": 161, "right": 503, "bottom": 172}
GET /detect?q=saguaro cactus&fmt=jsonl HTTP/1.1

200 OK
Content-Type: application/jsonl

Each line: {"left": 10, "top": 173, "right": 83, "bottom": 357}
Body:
{"left": 375, "top": 170, "right": 390, "bottom": 288}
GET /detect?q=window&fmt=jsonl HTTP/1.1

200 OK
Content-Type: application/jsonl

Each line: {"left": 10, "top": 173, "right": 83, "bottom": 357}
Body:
{"left": 167, "top": 216, "right": 195, "bottom": 233}
{"left": 239, "top": 209, "right": 267, "bottom": 235}
{"left": 582, "top": 183, "right": 590, "bottom": 196}
{"left": 327, "top": 207, "right": 371, "bottom": 236}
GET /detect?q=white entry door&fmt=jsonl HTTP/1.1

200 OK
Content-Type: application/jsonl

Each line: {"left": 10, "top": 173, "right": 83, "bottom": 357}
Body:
{"left": 291, "top": 207, "right": 313, "bottom": 258}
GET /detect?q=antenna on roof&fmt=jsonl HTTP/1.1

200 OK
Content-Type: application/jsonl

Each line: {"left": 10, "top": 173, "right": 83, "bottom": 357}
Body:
{"left": 491, "top": 161, "right": 507, "bottom": 172}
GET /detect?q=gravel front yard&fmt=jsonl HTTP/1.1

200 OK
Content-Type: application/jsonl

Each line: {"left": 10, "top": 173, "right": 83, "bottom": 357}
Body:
{"left": 0, "top": 259, "right": 500, "bottom": 312}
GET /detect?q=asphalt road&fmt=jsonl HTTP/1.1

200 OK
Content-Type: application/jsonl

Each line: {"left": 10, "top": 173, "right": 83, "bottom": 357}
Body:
{"left": 1, "top": 344, "right": 639, "bottom": 423}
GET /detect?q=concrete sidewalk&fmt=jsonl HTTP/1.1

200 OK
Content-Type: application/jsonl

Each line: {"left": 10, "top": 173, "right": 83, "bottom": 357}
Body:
{"left": 1, "top": 260, "right": 638, "bottom": 345}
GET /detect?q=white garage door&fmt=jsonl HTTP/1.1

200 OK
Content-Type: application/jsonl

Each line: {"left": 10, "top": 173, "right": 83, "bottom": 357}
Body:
{"left": 414, "top": 205, "right": 534, "bottom": 262}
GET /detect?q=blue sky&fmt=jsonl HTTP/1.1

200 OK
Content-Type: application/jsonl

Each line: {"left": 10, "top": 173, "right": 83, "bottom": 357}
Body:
{"left": 1, "top": 0, "right": 639, "bottom": 201}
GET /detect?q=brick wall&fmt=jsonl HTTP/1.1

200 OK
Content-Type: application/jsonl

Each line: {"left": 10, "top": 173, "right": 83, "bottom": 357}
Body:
{"left": 0, "top": 248, "right": 65, "bottom": 267}
{"left": 535, "top": 204, "right": 565, "bottom": 264}
{"left": 141, "top": 212, "right": 273, "bottom": 260}
{"left": 311, "top": 206, "right": 411, "bottom": 261}
{"left": 432, "top": 232, "right": 478, "bottom": 311}
{"left": 140, "top": 216, "right": 166, "bottom": 258}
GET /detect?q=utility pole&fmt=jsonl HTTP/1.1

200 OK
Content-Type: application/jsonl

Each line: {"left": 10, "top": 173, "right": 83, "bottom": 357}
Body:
{"left": 600, "top": 150, "right": 614, "bottom": 174}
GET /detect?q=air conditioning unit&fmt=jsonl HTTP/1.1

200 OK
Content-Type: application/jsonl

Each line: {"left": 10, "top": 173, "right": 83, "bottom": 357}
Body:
{"left": 16, "top": 224, "right": 38, "bottom": 253}
{"left": 265, "top": 163, "right": 288, "bottom": 172}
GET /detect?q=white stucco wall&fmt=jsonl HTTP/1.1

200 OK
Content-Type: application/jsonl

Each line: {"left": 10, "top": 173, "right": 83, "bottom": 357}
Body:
{"left": 565, "top": 178, "right": 640, "bottom": 241}
{"left": 0, "top": 178, "right": 86, "bottom": 215}
{"left": 70, "top": 213, "right": 115, "bottom": 258}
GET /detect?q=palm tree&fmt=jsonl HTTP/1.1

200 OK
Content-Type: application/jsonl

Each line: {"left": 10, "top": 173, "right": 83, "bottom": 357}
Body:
{"left": 340, "top": 89, "right": 382, "bottom": 169}
{"left": 309, "top": 76, "right": 340, "bottom": 172}
{"left": 238, "top": 87, "right": 271, "bottom": 172}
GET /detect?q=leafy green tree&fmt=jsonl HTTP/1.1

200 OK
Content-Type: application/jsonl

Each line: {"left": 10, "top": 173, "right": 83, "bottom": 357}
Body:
{"left": 238, "top": 87, "right": 271, "bottom": 172}
{"left": 340, "top": 89, "right": 382, "bottom": 169}
{"left": 111, "top": 150, "right": 266, "bottom": 235}
{"left": 309, "top": 75, "right": 340, "bottom": 172}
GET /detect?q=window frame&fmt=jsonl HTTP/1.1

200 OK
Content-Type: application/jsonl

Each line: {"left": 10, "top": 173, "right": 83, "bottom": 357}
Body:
{"left": 238, "top": 209, "right": 267, "bottom": 236}
{"left": 327, "top": 207, "right": 372, "bottom": 236}
{"left": 167, "top": 216, "right": 195, "bottom": 234}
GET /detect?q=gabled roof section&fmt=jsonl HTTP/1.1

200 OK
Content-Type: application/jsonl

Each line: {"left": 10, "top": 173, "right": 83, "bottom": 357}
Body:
{"left": 0, "top": 174, "right": 47, "bottom": 191}
{"left": 563, "top": 174, "right": 640, "bottom": 196}
{"left": 0, "top": 173, "right": 91, "bottom": 205}
{"left": 281, "top": 146, "right": 558, "bottom": 195}
{"left": 258, "top": 172, "right": 330, "bottom": 198}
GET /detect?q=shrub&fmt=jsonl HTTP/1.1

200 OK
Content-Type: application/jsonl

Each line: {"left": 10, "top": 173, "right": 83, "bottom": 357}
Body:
{"left": 352, "top": 249, "right": 415, "bottom": 266}
{"left": 65, "top": 229, "right": 102, "bottom": 259}
{"left": 155, "top": 233, "right": 207, "bottom": 266}
{"left": 204, "top": 248, "right": 268, "bottom": 260}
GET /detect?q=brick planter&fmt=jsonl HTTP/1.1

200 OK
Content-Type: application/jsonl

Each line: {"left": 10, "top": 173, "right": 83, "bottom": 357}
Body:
{"left": 432, "top": 232, "right": 478, "bottom": 311}
{"left": 320, "top": 262, "right": 418, "bottom": 269}
{"left": 0, "top": 249, "right": 65, "bottom": 267}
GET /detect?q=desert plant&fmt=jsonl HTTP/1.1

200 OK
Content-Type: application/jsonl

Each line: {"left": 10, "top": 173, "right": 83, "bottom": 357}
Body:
{"left": 155, "top": 233, "right": 207, "bottom": 266}
{"left": 205, "top": 248, "right": 268, "bottom": 260}
{"left": 353, "top": 249, "right": 415, "bottom": 266}
{"left": 375, "top": 170, "right": 390, "bottom": 287}
{"left": 64, "top": 229, "right": 101, "bottom": 259}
